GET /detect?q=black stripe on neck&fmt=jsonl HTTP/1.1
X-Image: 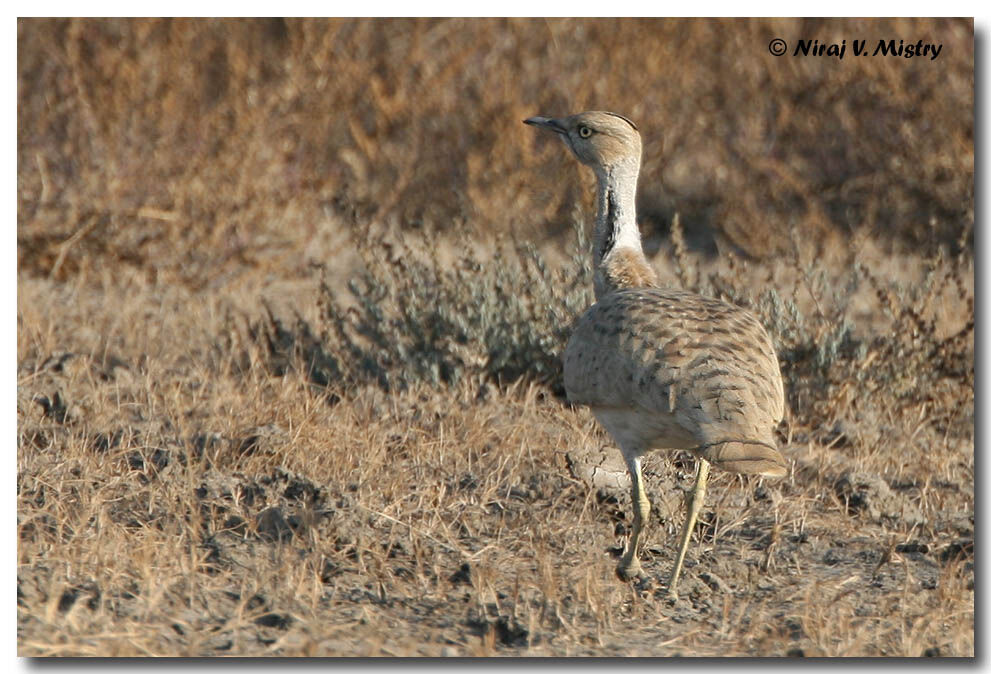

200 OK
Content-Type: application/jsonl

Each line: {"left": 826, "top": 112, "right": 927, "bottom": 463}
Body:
{"left": 599, "top": 188, "right": 618, "bottom": 260}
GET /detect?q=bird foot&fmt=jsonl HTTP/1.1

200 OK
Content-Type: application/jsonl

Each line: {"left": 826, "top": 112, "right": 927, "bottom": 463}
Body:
{"left": 615, "top": 560, "right": 645, "bottom": 582}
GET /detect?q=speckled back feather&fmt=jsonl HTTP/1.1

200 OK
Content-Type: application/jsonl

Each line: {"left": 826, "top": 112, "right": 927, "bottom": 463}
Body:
{"left": 564, "top": 287, "right": 785, "bottom": 472}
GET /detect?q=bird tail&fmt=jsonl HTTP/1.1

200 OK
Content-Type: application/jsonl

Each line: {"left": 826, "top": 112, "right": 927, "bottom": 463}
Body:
{"left": 699, "top": 440, "right": 787, "bottom": 477}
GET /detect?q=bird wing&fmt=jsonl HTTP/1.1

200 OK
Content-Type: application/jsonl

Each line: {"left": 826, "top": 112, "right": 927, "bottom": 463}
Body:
{"left": 563, "top": 288, "right": 785, "bottom": 446}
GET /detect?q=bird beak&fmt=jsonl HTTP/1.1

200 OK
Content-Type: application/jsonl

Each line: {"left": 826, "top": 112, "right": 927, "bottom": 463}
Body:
{"left": 523, "top": 116, "right": 567, "bottom": 134}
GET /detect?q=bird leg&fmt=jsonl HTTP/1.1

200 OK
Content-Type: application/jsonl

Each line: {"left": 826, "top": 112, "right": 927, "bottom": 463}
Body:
{"left": 617, "top": 455, "right": 650, "bottom": 581}
{"left": 667, "top": 458, "right": 711, "bottom": 598}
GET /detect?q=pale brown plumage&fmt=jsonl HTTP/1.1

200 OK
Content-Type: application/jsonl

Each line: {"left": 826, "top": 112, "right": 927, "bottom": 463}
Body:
{"left": 525, "top": 111, "right": 787, "bottom": 597}
{"left": 564, "top": 288, "right": 785, "bottom": 474}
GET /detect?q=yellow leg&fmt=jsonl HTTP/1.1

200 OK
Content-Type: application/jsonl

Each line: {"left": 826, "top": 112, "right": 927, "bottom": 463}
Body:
{"left": 667, "top": 458, "right": 710, "bottom": 598}
{"left": 617, "top": 455, "right": 650, "bottom": 581}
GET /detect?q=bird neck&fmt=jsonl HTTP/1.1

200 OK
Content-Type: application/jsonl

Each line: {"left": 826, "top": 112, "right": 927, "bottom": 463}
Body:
{"left": 592, "top": 158, "right": 657, "bottom": 299}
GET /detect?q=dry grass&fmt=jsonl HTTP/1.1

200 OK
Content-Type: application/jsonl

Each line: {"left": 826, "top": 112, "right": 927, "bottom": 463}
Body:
{"left": 18, "top": 18, "right": 972, "bottom": 285}
{"left": 17, "top": 18, "right": 973, "bottom": 657}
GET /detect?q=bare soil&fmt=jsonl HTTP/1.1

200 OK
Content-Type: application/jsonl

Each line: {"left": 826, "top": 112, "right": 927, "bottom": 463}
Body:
{"left": 16, "top": 253, "right": 973, "bottom": 656}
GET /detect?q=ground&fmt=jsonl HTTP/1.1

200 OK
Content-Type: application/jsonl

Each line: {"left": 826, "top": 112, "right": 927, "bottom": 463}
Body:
{"left": 16, "top": 243, "right": 974, "bottom": 656}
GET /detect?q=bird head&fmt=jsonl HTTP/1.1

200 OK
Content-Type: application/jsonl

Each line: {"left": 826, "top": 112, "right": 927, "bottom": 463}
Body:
{"left": 524, "top": 111, "right": 641, "bottom": 171}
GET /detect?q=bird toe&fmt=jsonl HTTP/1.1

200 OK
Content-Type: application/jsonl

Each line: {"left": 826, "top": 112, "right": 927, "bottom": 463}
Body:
{"left": 616, "top": 561, "right": 645, "bottom": 582}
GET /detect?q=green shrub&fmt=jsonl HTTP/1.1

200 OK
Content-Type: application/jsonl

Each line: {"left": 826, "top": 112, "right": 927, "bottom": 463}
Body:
{"left": 238, "top": 217, "right": 593, "bottom": 396}
{"left": 233, "top": 212, "right": 972, "bottom": 442}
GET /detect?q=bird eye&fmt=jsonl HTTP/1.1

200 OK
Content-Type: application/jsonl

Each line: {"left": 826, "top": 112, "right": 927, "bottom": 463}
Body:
{"left": 578, "top": 125, "right": 592, "bottom": 138}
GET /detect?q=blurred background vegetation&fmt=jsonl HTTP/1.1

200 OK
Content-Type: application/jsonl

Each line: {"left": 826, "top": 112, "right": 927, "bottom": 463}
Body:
{"left": 18, "top": 18, "right": 973, "bottom": 290}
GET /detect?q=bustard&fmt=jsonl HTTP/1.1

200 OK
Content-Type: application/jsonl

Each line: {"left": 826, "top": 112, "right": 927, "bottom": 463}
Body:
{"left": 525, "top": 111, "right": 787, "bottom": 598}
